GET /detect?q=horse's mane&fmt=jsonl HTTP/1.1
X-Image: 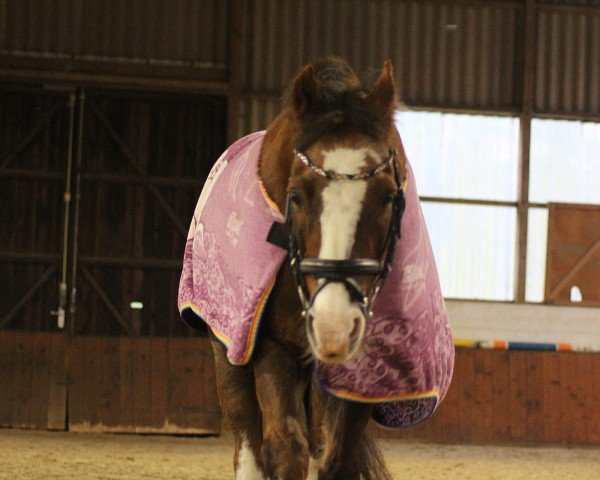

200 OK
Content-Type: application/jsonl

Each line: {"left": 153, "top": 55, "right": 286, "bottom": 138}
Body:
{"left": 287, "top": 57, "right": 390, "bottom": 150}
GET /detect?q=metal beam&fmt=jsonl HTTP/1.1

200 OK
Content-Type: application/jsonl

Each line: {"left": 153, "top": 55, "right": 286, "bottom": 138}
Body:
{"left": 533, "top": 110, "right": 600, "bottom": 123}
{"left": 0, "top": 66, "right": 228, "bottom": 96}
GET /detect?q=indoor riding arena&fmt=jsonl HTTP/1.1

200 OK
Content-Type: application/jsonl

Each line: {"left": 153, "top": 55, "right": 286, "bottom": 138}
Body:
{"left": 0, "top": 1, "right": 598, "bottom": 479}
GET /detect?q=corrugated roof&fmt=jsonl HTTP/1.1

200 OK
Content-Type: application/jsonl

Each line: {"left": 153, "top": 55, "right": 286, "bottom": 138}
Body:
{"left": 0, "top": 0, "right": 227, "bottom": 68}
{"left": 238, "top": 0, "right": 522, "bottom": 134}
{"left": 534, "top": 8, "right": 600, "bottom": 115}
{"left": 242, "top": 0, "right": 521, "bottom": 108}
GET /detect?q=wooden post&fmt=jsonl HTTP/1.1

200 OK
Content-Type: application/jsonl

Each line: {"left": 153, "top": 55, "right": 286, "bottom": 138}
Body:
{"left": 516, "top": 0, "right": 537, "bottom": 302}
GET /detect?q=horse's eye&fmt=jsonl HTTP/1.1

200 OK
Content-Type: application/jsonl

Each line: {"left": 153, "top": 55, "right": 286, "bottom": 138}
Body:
{"left": 289, "top": 189, "right": 303, "bottom": 207}
{"left": 384, "top": 192, "right": 396, "bottom": 206}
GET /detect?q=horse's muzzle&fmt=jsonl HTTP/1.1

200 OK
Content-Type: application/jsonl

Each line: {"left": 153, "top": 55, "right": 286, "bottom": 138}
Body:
{"left": 305, "top": 304, "right": 367, "bottom": 363}
{"left": 303, "top": 271, "right": 370, "bottom": 363}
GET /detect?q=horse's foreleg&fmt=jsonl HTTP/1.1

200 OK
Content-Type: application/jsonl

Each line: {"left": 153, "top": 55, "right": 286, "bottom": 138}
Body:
{"left": 318, "top": 398, "right": 374, "bottom": 480}
{"left": 209, "top": 332, "right": 266, "bottom": 480}
{"left": 253, "top": 337, "right": 310, "bottom": 480}
{"left": 306, "top": 376, "right": 327, "bottom": 480}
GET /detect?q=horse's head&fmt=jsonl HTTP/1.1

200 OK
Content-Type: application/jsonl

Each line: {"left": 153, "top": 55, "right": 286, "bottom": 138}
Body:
{"left": 283, "top": 58, "right": 407, "bottom": 364}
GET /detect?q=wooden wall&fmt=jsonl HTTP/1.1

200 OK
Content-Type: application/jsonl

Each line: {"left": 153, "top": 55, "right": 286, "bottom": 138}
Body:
{"left": 0, "top": 87, "right": 226, "bottom": 336}
{"left": 545, "top": 203, "right": 600, "bottom": 307}
{"left": 0, "top": 332, "right": 220, "bottom": 435}
{"left": 0, "top": 331, "right": 67, "bottom": 430}
{"left": 376, "top": 349, "right": 599, "bottom": 445}
{"left": 1, "top": 332, "right": 598, "bottom": 444}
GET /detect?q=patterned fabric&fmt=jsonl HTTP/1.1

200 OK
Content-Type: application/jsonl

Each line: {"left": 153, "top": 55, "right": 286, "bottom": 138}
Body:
{"left": 178, "top": 131, "right": 454, "bottom": 428}
{"left": 178, "top": 132, "right": 287, "bottom": 364}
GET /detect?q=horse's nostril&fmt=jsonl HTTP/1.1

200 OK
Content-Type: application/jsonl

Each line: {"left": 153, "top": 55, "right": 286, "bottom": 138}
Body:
{"left": 350, "top": 318, "right": 361, "bottom": 338}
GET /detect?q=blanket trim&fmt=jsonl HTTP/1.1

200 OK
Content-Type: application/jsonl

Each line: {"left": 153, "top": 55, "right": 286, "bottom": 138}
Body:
{"left": 258, "top": 178, "right": 281, "bottom": 213}
{"left": 326, "top": 387, "right": 439, "bottom": 404}
{"left": 179, "top": 279, "right": 275, "bottom": 365}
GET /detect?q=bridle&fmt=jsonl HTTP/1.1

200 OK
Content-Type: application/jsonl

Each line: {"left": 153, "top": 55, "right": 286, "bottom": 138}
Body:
{"left": 284, "top": 147, "right": 406, "bottom": 327}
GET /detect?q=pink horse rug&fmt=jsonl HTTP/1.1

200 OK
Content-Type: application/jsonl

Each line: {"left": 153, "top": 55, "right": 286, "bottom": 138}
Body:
{"left": 178, "top": 131, "right": 454, "bottom": 428}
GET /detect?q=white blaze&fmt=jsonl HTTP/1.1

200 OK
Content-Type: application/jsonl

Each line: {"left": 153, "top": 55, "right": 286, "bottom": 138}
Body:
{"left": 310, "top": 148, "right": 369, "bottom": 356}
{"left": 318, "top": 147, "right": 369, "bottom": 260}
{"left": 237, "top": 435, "right": 265, "bottom": 480}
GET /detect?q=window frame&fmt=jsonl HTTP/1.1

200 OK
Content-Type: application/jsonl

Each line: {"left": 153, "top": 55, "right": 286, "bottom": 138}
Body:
{"left": 396, "top": 107, "right": 599, "bottom": 306}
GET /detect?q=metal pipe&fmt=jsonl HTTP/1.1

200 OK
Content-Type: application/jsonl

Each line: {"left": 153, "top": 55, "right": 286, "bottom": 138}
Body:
{"left": 69, "top": 89, "right": 85, "bottom": 335}
{"left": 55, "top": 92, "right": 77, "bottom": 329}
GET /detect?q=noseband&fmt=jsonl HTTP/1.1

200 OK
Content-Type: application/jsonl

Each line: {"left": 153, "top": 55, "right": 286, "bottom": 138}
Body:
{"left": 285, "top": 148, "right": 406, "bottom": 320}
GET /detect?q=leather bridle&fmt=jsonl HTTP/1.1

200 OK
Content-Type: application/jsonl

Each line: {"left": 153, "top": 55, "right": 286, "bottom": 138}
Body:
{"left": 285, "top": 148, "right": 406, "bottom": 323}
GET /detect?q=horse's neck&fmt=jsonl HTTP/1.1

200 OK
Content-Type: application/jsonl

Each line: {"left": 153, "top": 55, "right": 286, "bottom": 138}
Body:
{"left": 258, "top": 111, "right": 298, "bottom": 213}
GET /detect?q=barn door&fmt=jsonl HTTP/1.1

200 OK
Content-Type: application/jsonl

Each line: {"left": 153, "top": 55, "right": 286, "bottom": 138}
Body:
{"left": 0, "top": 86, "right": 74, "bottom": 429}
{"left": 0, "top": 85, "right": 225, "bottom": 433}
{"left": 64, "top": 90, "right": 225, "bottom": 434}
{"left": 68, "top": 90, "right": 224, "bottom": 337}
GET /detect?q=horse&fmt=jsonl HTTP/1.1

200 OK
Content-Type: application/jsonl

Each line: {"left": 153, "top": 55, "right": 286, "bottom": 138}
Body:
{"left": 214, "top": 57, "right": 401, "bottom": 480}
{"left": 179, "top": 57, "right": 453, "bottom": 479}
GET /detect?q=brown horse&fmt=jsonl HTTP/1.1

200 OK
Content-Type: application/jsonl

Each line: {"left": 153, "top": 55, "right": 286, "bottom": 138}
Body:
{"left": 209, "top": 58, "right": 408, "bottom": 480}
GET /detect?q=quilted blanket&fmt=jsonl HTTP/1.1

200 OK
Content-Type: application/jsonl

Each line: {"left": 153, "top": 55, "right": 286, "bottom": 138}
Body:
{"left": 178, "top": 131, "right": 454, "bottom": 428}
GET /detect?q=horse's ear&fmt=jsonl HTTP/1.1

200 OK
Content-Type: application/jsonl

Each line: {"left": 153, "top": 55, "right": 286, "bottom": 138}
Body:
{"left": 367, "top": 60, "right": 397, "bottom": 117}
{"left": 291, "top": 64, "right": 319, "bottom": 117}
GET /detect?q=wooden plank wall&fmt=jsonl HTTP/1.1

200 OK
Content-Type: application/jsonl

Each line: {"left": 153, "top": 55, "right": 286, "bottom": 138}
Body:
{"left": 68, "top": 335, "right": 220, "bottom": 434}
{"left": 1, "top": 333, "right": 598, "bottom": 444}
{"left": 545, "top": 203, "right": 600, "bottom": 307}
{"left": 376, "top": 349, "right": 600, "bottom": 445}
{"left": 0, "top": 332, "right": 220, "bottom": 435}
{"left": 0, "top": 331, "right": 67, "bottom": 430}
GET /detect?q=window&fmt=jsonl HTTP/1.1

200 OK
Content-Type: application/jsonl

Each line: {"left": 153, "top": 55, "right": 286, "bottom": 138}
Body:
{"left": 422, "top": 203, "right": 517, "bottom": 300}
{"left": 395, "top": 111, "right": 520, "bottom": 301}
{"left": 530, "top": 119, "right": 600, "bottom": 205}
{"left": 396, "top": 112, "right": 600, "bottom": 304}
{"left": 525, "top": 119, "right": 600, "bottom": 302}
{"left": 525, "top": 208, "right": 549, "bottom": 302}
{"left": 397, "top": 112, "right": 520, "bottom": 201}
